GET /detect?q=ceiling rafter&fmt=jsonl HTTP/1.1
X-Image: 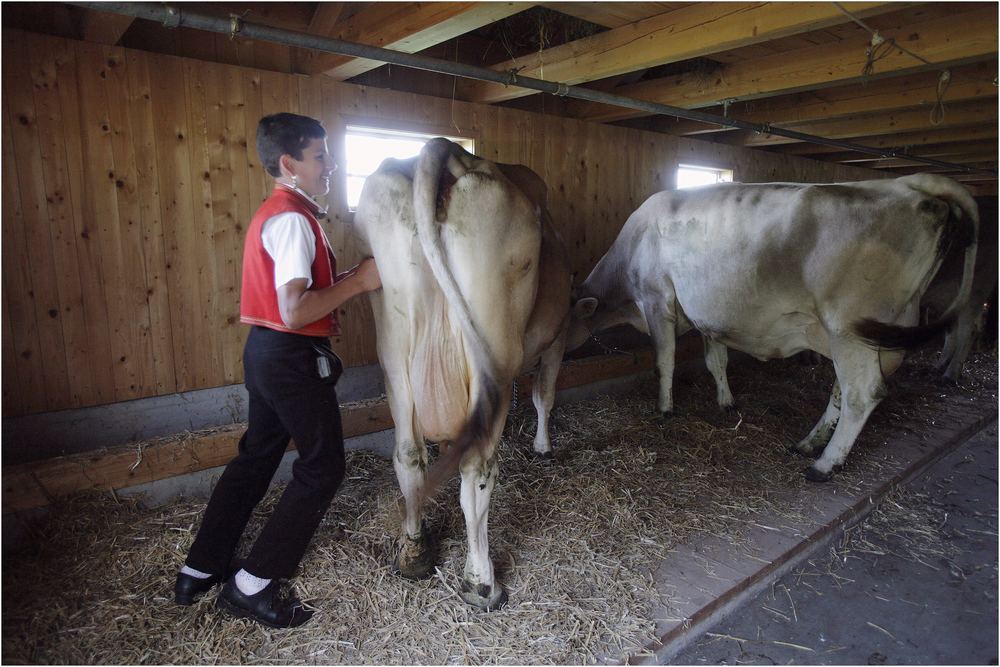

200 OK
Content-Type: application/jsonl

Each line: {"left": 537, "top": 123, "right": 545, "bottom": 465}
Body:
{"left": 78, "top": 6, "right": 134, "bottom": 45}
{"left": 537, "top": 2, "right": 684, "bottom": 29}
{"left": 566, "top": 5, "right": 998, "bottom": 123}
{"left": 663, "top": 62, "right": 997, "bottom": 136}
{"left": 458, "top": 1, "right": 908, "bottom": 105}
{"left": 296, "top": 2, "right": 531, "bottom": 80}
{"left": 738, "top": 99, "right": 997, "bottom": 147}
{"left": 774, "top": 124, "right": 999, "bottom": 155}
{"left": 291, "top": 2, "right": 347, "bottom": 73}
{"left": 868, "top": 152, "right": 997, "bottom": 169}
{"left": 834, "top": 141, "right": 998, "bottom": 163}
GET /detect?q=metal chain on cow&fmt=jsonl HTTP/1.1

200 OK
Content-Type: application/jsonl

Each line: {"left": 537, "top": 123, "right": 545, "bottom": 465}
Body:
{"left": 510, "top": 378, "right": 520, "bottom": 411}
{"left": 586, "top": 325, "right": 639, "bottom": 364}
{"left": 835, "top": 2, "right": 951, "bottom": 125}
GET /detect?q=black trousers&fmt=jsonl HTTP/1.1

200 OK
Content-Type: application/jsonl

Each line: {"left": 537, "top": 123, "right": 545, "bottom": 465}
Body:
{"left": 185, "top": 326, "right": 346, "bottom": 580}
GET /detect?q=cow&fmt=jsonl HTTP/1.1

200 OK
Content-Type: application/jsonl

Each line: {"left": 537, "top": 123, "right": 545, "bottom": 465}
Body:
{"left": 352, "top": 138, "right": 572, "bottom": 609}
{"left": 568, "top": 174, "right": 978, "bottom": 482}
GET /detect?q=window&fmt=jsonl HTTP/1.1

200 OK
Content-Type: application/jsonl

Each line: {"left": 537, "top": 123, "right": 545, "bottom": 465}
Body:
{"left": 676, "top": 164, "right": 734, "bottom": 189}
{"left": 344, "top": 126, "right": 474, "bottom": 209}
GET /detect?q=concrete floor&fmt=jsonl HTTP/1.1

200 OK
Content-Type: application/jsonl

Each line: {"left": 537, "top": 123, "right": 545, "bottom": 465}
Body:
{"left": 671, "top": 420, "right": 998, "bottom": 666}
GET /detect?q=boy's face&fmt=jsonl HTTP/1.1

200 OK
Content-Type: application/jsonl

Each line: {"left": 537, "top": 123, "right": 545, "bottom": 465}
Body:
{"left": 285, "top": 136, "right": 335, "bottom": 198}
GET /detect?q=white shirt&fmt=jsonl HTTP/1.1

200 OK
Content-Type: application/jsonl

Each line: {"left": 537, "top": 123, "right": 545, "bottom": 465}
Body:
{"left": 261, "top": 212, "right": 317, "bottom": 289}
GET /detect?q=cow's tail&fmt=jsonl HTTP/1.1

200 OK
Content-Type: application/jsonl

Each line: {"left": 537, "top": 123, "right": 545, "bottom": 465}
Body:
{"left": 412, "top": 138, "right": 503, "bottom": 500}
{"left": 854, "top": 175, "right": 979, "bottom": 350}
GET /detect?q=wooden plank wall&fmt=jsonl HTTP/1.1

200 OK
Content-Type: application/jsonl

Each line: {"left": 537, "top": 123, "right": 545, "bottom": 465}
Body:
{"left": 1, "top": 29, "right": 882, "bottom": 417}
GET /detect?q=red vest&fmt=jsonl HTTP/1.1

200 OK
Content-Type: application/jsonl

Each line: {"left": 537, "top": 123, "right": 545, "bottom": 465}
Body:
{"left": 239, "top": 186, "right": 340, "bottom": 337}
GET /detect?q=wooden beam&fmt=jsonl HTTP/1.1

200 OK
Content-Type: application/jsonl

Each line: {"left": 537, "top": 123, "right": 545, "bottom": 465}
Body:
{"left": 296, "top": 2, "right": 531, "bottom": 80}
{"left": 837, "top": 141, "right": 999, "bottom": 163}
{"left": 967, "top": 182, "right": 998, "bottom": 197}
{"left": 307, "top": 2, "right": 348, "bottom": 35}
{"left": 78, "top": 7, "right": 134, "bottom": 45}
{"left": 771, "top": 125, "right": 999, "bottom": 155}
{"left": 930, "top": 172, "right": 998, "bottom": 183}
{"left": 460, "top": 2, "right": 906, "bottom": 105}
{"left": 739, "top": 100, "right": 997, "bottom": 147}
{"left": 867, "top": 152, "right": 998, "bottom": 169}
{"left": 291, "top": 2, "right": 347, "bottom": 74}
{"left": 538, "top": 2, "right": 684, "bottom": 29}
{"left": 669, "top": 63, "right": 998, "bottom": 136}
{"left": 568, "top": 6, "right": 998, "bottom": 123}
{"left": 2, "top": 347, "right": 681, "bottom": 512}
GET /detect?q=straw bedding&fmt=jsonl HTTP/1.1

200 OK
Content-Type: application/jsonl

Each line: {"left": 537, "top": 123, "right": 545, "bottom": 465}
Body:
{"left": 3, "top": 348, "right": 995, "bottom": 664}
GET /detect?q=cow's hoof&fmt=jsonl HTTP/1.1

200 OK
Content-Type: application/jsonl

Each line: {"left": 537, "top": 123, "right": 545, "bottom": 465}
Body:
{"left": 531, "top": 448, "right": 554, "bottom": 461}
{"left": 393, "top": 530, "right": 436, "bottom": 580}
{"left": 660, "top": 410, "right": 674, "bottom": 420}
{"left": 721, "top": 401, "right": 740, "bottom": 414}
{"left": 459, "top": 580, "right": 508, "bottom": 611}
{"left": 804, "top": 465, "right": 840, "bottom": 483}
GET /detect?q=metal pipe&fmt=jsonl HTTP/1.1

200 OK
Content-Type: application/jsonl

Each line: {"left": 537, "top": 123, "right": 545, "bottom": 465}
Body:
{"left": 70, "top": 1, "right": 996, "bottom": 177}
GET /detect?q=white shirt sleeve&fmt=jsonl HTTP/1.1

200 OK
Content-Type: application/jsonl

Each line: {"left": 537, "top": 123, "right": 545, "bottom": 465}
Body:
{"left": 261, "top": 212, "right": 317, "bottom": 289}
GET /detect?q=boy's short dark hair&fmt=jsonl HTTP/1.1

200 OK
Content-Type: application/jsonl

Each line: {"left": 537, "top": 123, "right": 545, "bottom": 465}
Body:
{"left": 256, "top": 113, "right": 327, "bottom": 178}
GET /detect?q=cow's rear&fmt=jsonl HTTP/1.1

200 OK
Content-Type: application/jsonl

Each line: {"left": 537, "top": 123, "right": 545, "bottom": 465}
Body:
{"left": 353, "top": 139, "right": 559, "bottom": 609}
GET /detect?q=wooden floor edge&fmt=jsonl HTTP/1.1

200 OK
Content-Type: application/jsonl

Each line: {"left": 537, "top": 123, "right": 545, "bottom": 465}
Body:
{"left": 2, "top": 347, "right": 671, "bottom": 513}
{"left": 625, "top": 410, "right": 999, "bottom": 666}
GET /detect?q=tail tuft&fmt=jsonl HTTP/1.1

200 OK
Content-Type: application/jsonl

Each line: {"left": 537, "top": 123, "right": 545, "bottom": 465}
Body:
{"left": 854, "top": 314, "right": 957, "bottom": 350}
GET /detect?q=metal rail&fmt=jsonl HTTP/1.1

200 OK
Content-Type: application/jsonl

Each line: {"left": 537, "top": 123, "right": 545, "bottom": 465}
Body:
{"left": 69, "top": 1, "right": 997, "bottom": 177}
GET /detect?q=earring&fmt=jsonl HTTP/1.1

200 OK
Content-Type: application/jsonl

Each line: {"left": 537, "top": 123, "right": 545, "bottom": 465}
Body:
{"left": 291, "top": 174, "right": 298, "bottom": 187}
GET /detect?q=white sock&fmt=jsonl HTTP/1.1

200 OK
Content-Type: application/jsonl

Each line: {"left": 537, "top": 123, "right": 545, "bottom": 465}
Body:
{"left": 180, "top": 565, "right": 213, "bottom": 579}
{"left": 235, "top": 568, "right": 271, "bottom": 596}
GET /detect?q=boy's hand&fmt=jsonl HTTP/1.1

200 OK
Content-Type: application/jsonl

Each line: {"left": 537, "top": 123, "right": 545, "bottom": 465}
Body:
{"left": 353, "top": 257, "right": 381, "bottom": 292}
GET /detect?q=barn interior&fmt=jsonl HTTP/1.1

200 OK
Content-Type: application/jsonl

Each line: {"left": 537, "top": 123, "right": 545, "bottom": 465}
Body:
{"left": 2, "top": 2, "right": 997, "bottom": 663}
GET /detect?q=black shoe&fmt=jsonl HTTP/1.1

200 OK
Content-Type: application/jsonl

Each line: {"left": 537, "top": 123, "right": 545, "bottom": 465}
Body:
{"left": 216, "top": 578, "right": 314, "bottom": 628}
{"left": 175, "top": 571, "right": 223, "bottom": 606}
{"left": 174, "top": 559, "right": 243, "bottom": 606}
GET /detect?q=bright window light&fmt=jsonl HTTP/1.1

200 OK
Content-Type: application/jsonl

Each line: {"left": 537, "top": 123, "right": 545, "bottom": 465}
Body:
{"left": 676, "top": 164, "right": 734, "bottom": 189}
{"left": 345, "top": 127, "right": 474, "bottom": 209}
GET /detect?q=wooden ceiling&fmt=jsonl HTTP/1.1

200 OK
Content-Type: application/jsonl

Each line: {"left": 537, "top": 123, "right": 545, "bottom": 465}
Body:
{"left": 4, "top": 1, "right": 998, "bottom": 193}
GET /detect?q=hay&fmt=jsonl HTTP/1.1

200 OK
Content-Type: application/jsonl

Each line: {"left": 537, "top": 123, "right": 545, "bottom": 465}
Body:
{"left": 3, "top": 348, "right": 995, "bottom": 664}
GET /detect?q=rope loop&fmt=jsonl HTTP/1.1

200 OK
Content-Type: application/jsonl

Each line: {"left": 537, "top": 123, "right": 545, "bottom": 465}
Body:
{"left": 229, "top": 14, "right": 244, "bottom": 40}
{"left": 162, "top": 5, "right": 181, "bottom": 28}
{"left": 930, "top": 69, "right": 951, "bottom": 125}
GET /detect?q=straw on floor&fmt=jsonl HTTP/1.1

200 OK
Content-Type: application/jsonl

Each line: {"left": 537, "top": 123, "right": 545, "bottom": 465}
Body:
{"left": 3, "top": 348, "right": 995, "bottom": 664}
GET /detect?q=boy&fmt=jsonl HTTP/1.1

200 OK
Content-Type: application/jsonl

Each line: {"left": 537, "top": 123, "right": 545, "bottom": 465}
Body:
{"left": 174, "top": 113, "right": 380, "bottom": 628}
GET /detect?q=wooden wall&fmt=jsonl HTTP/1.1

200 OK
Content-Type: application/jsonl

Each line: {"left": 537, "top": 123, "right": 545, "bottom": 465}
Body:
{"left": 1, "top": 29, "right": 883, "bottom": 417}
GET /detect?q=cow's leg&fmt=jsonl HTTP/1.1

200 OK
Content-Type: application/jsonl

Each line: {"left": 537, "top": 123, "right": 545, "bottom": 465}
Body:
{"left": 531, "top": 329, "right": 567, "bottom": 457}
{"left": 458, "top": 397, "right": 509, "bottom": 611}
{"left": 643, "top": 301, "right": 678, "bottom": 417}
{"left": 703, "top": 337, "right": 735, "bottom": 409}
{"left": 793, "top": 380, "right": 841, "bottom": 456}
{"left": 806, "top": 343, "right": 901, "bottom": 482}
{"left": 389, "top": 383, "right": 436, "bottom": 580}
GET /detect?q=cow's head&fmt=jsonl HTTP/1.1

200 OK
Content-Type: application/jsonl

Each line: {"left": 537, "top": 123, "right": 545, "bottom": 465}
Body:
{"left": 566, "top": 290, "right": 645, "bottom": 353}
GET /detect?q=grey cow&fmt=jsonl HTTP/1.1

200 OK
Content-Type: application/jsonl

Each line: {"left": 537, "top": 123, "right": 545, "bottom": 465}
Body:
{"left": 569, "top": 174, "right": 978, "bottom": 482}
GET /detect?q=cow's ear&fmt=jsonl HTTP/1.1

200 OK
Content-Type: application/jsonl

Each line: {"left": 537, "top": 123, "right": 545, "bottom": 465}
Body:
{"left": 573, "top": 297, "right": 599, "bottom": 319}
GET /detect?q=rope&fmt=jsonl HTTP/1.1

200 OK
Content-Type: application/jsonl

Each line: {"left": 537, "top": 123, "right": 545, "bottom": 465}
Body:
{"left": 930, "top": 70, "right": 951, "bottom": 125}
{"left": 834, "top": 2, "right": 951, "bottom": 125}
